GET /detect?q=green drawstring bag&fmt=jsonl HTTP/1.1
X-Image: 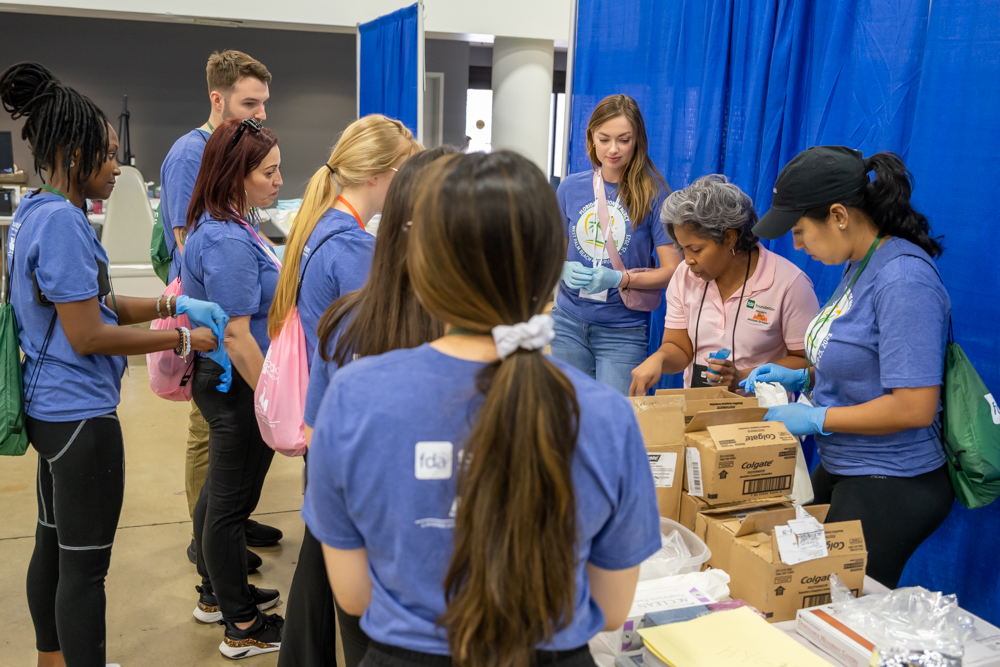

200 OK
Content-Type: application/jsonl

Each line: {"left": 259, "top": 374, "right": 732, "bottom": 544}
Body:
{"left": 0, "top": 299, "right": 28, "bottom": 456}
{"left": 150, "top": 209, "right": 171, "bottom": 286}
{"left": 941, "top": 332, "right": 1000, "bottom": 509}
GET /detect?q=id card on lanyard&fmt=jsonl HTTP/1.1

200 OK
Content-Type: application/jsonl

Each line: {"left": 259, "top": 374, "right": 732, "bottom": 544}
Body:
{"left": 580, "top": 171, "right": 622, "bottom": 303}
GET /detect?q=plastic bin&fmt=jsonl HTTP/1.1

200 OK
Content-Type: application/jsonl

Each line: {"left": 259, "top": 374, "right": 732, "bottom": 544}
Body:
{"left": 639, "top": 517, "right": 712, "bottom": 580}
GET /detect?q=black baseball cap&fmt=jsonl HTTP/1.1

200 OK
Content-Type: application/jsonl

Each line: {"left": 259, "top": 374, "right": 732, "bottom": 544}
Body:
{"left": 754, "top": 146, "right": 870, "bottom": 239}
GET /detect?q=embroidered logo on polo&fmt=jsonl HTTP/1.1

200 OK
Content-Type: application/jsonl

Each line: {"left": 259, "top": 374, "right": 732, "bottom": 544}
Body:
{"left": 744, "top": 300, "right": 776, "bottom": 326}
{"left": 572, "top": 200, "right": 631, "bottom": 264}
{"left": 805, "top": 291, "right": 854, "bottom": 366}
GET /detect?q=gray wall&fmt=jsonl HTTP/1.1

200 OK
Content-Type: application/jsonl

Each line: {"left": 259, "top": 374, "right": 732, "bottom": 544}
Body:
{"left": 424, "top": 39, "right": 470, "bottom": 147}
{"left": 0, "top": 12, "right": 356, "bottom": 197}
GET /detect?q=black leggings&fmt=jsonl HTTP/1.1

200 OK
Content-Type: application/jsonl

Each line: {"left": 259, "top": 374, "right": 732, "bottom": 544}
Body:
{"left": 811, "top": 462, "right": 954, "bottom": 588}
{"left": 25, "top": 413, "right": 124, "bottom": 667}
{"left": 278, "top": 523, "right": 371, "bottom": 667}
{"left": 192, "top": 358, "right": 275, "bottom": 623}
{"left": 359, "top": 643, "right": 597, "bottom": 667}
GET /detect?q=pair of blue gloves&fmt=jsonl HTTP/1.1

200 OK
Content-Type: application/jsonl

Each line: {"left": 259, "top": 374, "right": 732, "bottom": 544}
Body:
{"left": 175, "top": 295, "right": 232, "bottom": 392}
{"left": 561, "top": 261, "right": 623, "bottom": 294}
{"left": 740, "top": 364, "right": 830, "bottom": 437}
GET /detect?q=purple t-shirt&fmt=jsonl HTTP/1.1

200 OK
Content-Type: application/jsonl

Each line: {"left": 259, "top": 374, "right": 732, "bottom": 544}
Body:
{"left": 808, "top": 237, "right": 950, "bottom": 476}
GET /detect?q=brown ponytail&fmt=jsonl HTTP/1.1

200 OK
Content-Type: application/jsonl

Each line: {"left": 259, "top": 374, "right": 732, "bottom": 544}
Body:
{"left": 408, "top": 152, "right": 581, "bottom": 667}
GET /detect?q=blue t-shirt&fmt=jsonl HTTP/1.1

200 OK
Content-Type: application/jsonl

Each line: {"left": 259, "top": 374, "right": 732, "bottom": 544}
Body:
{"left": 303, "top": 344, "right": 661, "bottom": 654}
{"left": 808, "top": 237, "right": 950, "bottom": 476}
{"left": 304, "top": 326, "right": 343, "bottom": 428}
{"left": 555, "top": 170, "right": 671, "bottom": 327}
{"left": 7, "top": 191, "right": 126, "bottom": 421}
{"left": 181, "top": 217, "right": 280, "bottom": 356}
{"left": 298, "top": 209, "right": 375, "bottom": 360}
{"left": 160, "top": 129, "right": 210, "bottom": 282}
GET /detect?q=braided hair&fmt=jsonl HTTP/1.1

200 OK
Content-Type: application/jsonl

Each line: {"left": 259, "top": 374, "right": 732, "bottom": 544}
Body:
{"left": 0, "top": 62, "right": 109, "bottom": 185}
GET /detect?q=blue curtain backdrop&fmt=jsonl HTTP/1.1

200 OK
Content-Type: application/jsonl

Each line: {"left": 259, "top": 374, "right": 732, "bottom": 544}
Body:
{"left": 358, "top": 3, "right": 419, "bottom": 134}
{"left": 570, "top": 0, "right": 1000, "bottom": 623}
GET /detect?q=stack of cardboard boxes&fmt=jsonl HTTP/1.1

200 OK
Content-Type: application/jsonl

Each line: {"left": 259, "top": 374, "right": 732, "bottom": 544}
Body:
{"left": 631, "top": 388, "right": 868, "bottom": 622}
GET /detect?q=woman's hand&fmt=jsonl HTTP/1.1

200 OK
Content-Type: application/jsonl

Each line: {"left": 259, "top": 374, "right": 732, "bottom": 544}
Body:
{"left": 175, "top": 295, "right": 229, "bottom": 341}
{"left": 629, "top": 354, "right": 664, "bottom": 397}
{"left": 705, "top": 355, "right": 736, "bottom": 389}
{"left": 189, "top": 327, "right": 219, "bottom": 353}
{"left": 740, "top": 363, "right": 808, "bottom": 393}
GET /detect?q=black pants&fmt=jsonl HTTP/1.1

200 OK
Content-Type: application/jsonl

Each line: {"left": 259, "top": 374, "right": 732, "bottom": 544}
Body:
{"left": 278, "top": 523, "right": 371, "bottom": 667}
{"left": 360, "top": 642, "right": 597, "bottom": 667}
{"left": 25, "top": 413, "right": 124, "bottom": 667}
{"left": 811, "top": 462, "right": 954, "bottom": 588}
{"left": 192, "top": 358, "right": 275, "bottom": 623}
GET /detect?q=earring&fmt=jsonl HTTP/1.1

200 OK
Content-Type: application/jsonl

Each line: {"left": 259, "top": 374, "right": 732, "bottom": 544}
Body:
{"left": 731, "top": 247, "right": 736, "bottom": 256}
{"left": 69, "top": 161, "right": 75, "bottom": 167}
{"left": 839, "top": 225, "right": 845, "bottom": 229}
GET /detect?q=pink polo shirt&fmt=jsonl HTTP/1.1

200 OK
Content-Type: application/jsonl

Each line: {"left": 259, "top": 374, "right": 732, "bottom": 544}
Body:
{"left": 664, "top": 244, "right": 819, "bottom": 387}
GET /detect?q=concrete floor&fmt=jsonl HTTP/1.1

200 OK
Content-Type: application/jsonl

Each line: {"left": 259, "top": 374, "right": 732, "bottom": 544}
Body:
{"left": 0, "top": 363, "right": 317, "bottom": 667}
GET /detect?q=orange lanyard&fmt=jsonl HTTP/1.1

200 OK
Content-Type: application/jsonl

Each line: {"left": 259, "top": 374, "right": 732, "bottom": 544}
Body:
{"left": 337, "top": 196, "right": 365, "bottom": 230}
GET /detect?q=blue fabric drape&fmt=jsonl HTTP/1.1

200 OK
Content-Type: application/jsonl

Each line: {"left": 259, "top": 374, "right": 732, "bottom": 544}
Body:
{"left": 571, "top": 0, "right": 1000, "bottom": 623}
{"left": 359, "top": 3, "right": 419, "bottom": 135}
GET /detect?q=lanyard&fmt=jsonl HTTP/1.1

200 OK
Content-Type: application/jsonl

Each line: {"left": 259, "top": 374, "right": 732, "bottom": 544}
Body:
{"left": 239, "top": 219, "right": 282, "bottom": 269}
{"left": 803, "top": 236, "right": 882, "bottom": 384}
{"left": 591, "top": 169, "right": 623, "bottom": 267}
{"left": 39, "top": 185, "right": 69, "bottom": 201}
{"left": 692, "top": 249, "right": 754, "bottom": 373}
{"left": 337, "top": 196, "right": 365, "bottom": 231}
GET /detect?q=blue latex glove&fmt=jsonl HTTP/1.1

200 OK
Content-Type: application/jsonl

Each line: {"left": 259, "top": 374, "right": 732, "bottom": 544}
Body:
{"left": 204, "top": 345, "right": 233, "bottom": 393}
{"left": 583, "top": 266, "right": 624, "bottom": 294}
{"left": 764, "top": 404, "right": 830, "bottom": 436}
{"left": 175, "top": 295, "right": 229, "bottom": 343}
{"left": 740, "top": 363, "right": 809, "bottom": 393}
{"left": 561, "top": 261, "right": 594, "bottom": 290}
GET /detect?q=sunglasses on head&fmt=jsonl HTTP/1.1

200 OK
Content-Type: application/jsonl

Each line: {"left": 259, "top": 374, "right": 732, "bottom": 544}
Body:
{"left": 230, "top": 118, "right": 263, "bottom": 150}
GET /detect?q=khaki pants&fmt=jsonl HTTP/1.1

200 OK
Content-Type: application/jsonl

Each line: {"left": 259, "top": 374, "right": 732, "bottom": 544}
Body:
{"left": 185, "top": 401, "right": 210, "bottom": 520}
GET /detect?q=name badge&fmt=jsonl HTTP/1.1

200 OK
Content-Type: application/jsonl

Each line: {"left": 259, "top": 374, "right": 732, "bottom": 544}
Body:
{"left": 579, "top": 289, "right": 609, "bottom": 302}
{"left": 415, "top": 442, "right": 453, "bottom": 480}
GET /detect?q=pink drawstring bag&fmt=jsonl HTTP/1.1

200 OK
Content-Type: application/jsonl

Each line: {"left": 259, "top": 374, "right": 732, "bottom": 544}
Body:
{"left": 255, "top": 306, "right": 308, "bottom": 457}
{"left": 147, "top": 278, "right": 194, "bottom": 401}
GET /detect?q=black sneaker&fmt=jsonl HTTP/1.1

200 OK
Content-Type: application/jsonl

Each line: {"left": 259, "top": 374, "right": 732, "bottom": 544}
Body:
{"left": 187, "top": 539, "right": 262, "bottom": 573}
{"left": 219, "top": 612, "right": 283, "bottom": 659}
{"left": 193, "top": 584, "right": 281, "bottom": 624}
{"left": 244, "top": 519, "right": 283, "bottom": 547}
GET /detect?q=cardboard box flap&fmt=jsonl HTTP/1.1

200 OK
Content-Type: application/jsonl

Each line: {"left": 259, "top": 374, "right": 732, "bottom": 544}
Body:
{"left": 734, "top": 505, "right": 830, "bottom": 537}
{"left": 685, "top": 407, "right": 769, "bottom": 432}
{"left": 632, "top": 398, "right": 687, "bottom": 447}
{"left": 697, "top": 496, "right": 791, "bottom": 516}
{"left": 631, "top": 395, "right": 686, "bottom": 412}
{"left": 656, "top": 387, "right": 741, "bottom": 399}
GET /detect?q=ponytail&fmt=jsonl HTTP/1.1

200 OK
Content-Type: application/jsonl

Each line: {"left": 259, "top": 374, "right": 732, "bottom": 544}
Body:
{"left": 408, "top": 151, "right": 579, "bottom": 667}
{"left": 267, "top": 114, "right": 417, "bottom": 339}
{"left": 861, "top": 152, "right": 942, "bottom": 258}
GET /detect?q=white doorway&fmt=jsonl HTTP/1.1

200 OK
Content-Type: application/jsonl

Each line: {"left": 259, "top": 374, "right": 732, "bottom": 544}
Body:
{"left": 424, "top": 72, "right": 445, "bottom": 149}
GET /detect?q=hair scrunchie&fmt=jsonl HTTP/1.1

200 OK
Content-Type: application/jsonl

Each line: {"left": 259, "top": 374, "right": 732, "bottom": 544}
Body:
{"left": 491, "top": 314, "right": 555, "bottom": 360}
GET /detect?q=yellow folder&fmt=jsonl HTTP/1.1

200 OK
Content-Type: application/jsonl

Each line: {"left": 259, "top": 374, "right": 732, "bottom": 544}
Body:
{"left": 637, "top": 606, "right": 835, "bottom": 667}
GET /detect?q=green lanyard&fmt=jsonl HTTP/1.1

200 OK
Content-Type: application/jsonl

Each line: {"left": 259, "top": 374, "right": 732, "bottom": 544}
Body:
{"left": 205, "top": 121, "right": 215, "bottom": 133}
{"left": 803, "top": 236, "right": 882, "bottom": 389}
{"left": 447, "top": 327, "right": 488, "bottom": 336}
{"left": 39, "top": 185, "right": 69, "bottom": 201}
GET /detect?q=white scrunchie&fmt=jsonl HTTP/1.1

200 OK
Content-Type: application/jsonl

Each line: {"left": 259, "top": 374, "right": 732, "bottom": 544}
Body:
{"left": 492, "top": 314, "right": 555, "bottom": 360}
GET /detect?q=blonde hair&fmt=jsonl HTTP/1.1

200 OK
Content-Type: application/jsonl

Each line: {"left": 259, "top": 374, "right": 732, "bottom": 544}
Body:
{"left": 268, "top": 114, "right": 420, "bottom": 338}
{"left": 586, "top": 94, "right": 669, "bottom": 229}
{"left": 206, "top": 50, "right": 271, "bottom": 95}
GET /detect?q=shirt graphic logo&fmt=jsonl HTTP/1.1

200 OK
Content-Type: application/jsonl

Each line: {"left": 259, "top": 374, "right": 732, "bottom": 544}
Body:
{"left": 746, "top": 299, "right": 756, "bottom": 309}
{"left": 986, "top": 394, "right": 1000, "bottom": 425}
{"left": 751, "top": 312, "right": 769, "bottom": 324}
{"left": 572, "top": 199, "right": 631, "bottom": 264}
{"left": 414, "top": 441, "right": 453, "bottom": 480}
{"left": 805, "top": 290, "right": 853, "bottom": 366}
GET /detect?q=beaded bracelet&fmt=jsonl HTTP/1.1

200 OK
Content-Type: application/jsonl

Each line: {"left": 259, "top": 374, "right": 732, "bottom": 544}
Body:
{"left": 174, "top": 326, "right": 191, "bottom": 357}
{"left": 156, "top": 294, "right": 165, "bottom": 319}
{"left": 166, "top": 294, "right": 175, "bottom": 318}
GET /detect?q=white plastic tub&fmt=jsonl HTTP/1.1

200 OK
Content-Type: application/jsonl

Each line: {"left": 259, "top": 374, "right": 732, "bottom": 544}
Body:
{"left": 638, "top": 517, "right": 712, "bottom": 580}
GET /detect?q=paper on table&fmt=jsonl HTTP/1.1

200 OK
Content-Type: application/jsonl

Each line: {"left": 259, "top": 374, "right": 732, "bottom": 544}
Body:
{"left": 774, "top": 505, "right": 829, "bottom": 566}
{"left": 638, "top": 606, "right": 835, "bottom": 666}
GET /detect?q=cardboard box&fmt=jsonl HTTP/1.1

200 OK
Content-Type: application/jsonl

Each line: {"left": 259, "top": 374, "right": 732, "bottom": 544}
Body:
{"left": 631, "top": 396, "right": 686, "bottom": 521}
{"left": 679, "top": 492, "right": 792, "bottom": 538}
{"left": 682, "top": 407, "right": 798, "bottom": 505}
{"left": 797, "top": 603, "right": 1000, "bottom": 667}
{"left": 655, "top": 387, "right": 758, "bottom": 425}
{"left": 702, "top": 505, "right": 867, "bottom": 622}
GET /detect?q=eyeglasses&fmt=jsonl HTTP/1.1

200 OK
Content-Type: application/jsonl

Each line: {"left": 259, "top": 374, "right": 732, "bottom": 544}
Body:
{"left": 230, "top": 118, "right": 262, "bottom": 150}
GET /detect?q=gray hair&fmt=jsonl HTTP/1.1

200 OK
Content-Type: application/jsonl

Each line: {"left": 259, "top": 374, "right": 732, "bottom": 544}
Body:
{"left": 660, "top": 174, "right": 759, "bottom": 253}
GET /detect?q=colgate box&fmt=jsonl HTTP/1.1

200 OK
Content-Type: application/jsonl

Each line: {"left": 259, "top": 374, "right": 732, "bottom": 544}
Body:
{"left": 703, "top": 504, "right": 867, "bottom": 623}
{"left": 682, "top": 407, "right": 798, "bottom": 505}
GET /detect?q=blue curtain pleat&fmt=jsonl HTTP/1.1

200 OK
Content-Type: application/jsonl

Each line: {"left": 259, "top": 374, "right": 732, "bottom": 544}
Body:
{"left": 571, "top": 0, "right": 1000, "bottom": 623}
{"left": 359, "top": 3, "right": 419, "bottom": 135}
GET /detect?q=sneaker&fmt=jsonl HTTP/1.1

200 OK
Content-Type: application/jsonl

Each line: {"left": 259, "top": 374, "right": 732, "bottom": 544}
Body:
{"left": 187, "top": 540, "right": 262, "bottom": 573}
{"left": 219, "top": 612, "right": 283, "bottom": 659}
{"left": 244, "top": 519, "right": 283, "bottom": 547}
{"left": 193, "top": 584, "right": 281, "bottom": 624}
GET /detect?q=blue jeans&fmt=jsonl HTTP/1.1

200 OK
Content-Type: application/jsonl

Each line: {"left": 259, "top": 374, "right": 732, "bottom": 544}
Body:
{"left": 549, "top": 306, "right": 649, "bottom": 395}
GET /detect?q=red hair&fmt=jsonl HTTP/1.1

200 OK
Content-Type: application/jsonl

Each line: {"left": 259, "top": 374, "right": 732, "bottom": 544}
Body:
{"left": 186, "top": 118, "right": 279, "bottom": 229}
